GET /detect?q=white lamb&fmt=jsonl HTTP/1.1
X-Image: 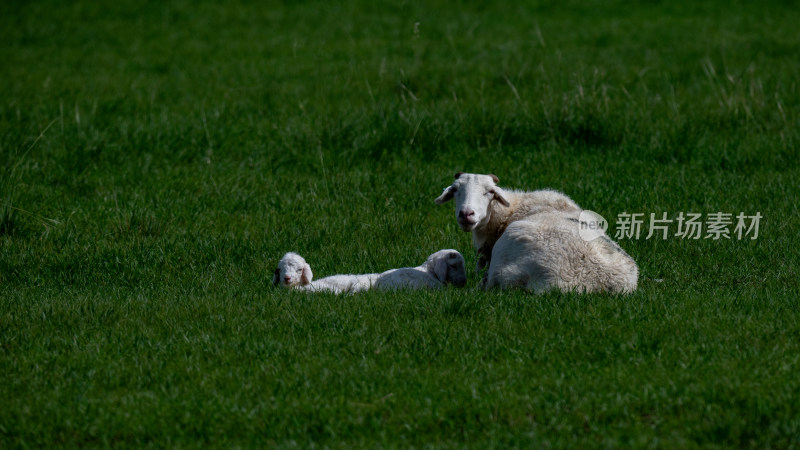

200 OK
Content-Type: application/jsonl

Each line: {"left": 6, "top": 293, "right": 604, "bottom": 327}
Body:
{"left": 435, "top": 172, "right": 638, "bottom": 294}
{"left": 272, "top": 252, "right": 313, "bottom": 287}
{"left": 272, "top": 252, "right": 373, "bottom": 293}
{"left": 373, "top": 249, "right": 467, "bottom": 290}
{"left": 273, "top": 250, "right": 468, "bottom": 294}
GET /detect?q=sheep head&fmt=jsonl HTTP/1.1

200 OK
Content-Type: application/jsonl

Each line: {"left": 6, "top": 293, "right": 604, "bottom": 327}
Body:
{"left": 434, "top": 172, "right": 510, "bottom": 232}
{"left": 426, "top": 249, "right": 467, "bottom": 287}
{"left": 273, "top": 252, "right": 313, "bottom": 287}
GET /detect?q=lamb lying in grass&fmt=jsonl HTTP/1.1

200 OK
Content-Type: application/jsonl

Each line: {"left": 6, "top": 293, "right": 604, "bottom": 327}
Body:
{"left": 272, "top": 250, "right": 468, "bottom": 294}
{"left": 435, "top": 172, "right": 638, "bottom": 293}
{"left": 373, "top": 249, "right": 467, "bottom": 290}
{"left": 272, "top": 252, "right": 378, "bottom": 294}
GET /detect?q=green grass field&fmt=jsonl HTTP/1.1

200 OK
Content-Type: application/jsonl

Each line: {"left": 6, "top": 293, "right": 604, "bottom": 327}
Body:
{"left": 2, "top": 0, "right": 799, "bottom": 447}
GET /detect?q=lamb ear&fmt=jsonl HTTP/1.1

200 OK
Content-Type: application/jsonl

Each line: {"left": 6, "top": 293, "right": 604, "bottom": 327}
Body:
{"left": 301, "top": 264, "right": 313, "bottom": 285}
{"left": 488, "top": 174, "right": 499, "bottom": 183}
{"left": 435, "top": 186, "right": 455, "bottom": 204}
{"left": 491, "top": 186, "right": 510, "bottom": 207}
{"left": 433, "top": 257, "right": 449, "bottom": 283}
{"left": 454, "top": 172, "right": 464, "bottom": 179}
{"left": 272, "top": 268, "right": 280, "bottom": 286}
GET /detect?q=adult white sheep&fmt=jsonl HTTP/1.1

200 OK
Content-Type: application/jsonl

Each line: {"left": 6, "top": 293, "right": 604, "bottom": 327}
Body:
{"left": 373, "top": 249, "right": 467, "bottom": 290}
{"left": 435, "top": 172, "right": 638, "bottom": 293}
{"left": 272, "top": 252, "right": 313, "bottom": 287}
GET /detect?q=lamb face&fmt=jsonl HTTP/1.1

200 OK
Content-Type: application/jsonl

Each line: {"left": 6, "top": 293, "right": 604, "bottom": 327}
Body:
{"left": 434, "top": 172, "right": 510, "bottom": 232}
{"left": 426, "top": 249, "right": 468, "bottom": 287}
{"left": 273, "top": 252, "right": 313, "bottom": 287}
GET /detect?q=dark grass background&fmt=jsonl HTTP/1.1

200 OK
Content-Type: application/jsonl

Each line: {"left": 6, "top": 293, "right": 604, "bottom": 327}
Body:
{"left": 1, "top": 0, "right": 799, "bottom": 447}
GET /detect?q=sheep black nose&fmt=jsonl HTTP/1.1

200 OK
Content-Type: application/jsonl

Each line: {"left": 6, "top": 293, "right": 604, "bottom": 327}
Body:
{"left": 458, "top": 209, "right": 475, "bottom": 218}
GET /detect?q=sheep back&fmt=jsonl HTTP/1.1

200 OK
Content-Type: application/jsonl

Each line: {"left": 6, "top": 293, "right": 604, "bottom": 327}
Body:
{"left": 475, "top": 189, "right": 583, "bottom": 269}
{"left": 485, "top": 212, "right": 638, "bottom": 293}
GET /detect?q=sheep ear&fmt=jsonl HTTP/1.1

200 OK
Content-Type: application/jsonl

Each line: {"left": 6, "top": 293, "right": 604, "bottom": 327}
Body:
{"left": 301, "top": 264, "right": 313, "bottom": 285}
{"left": 454, "top": 172, "right": 464, "bottom": 179}
{"left": 491, "top": 186, "right": 510, "bottom": 207}
{"left": 489, "top": 174, "right": 499, "bottom": 183}
{"left": 435, "top": 186, "right": 455, "bottom": 204}
{"left": 272, "top": 268, "right": 280, "bottom": 286}
{"left": 433, "top": 257, "right": 449, "bottom": 282}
